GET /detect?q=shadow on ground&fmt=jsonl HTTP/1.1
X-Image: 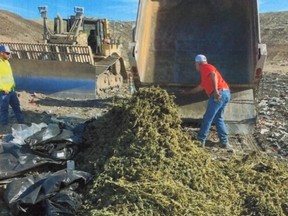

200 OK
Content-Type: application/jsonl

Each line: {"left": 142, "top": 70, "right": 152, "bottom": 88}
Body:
{"left": 34, "top": 96, "right": 127, "bottom": 109}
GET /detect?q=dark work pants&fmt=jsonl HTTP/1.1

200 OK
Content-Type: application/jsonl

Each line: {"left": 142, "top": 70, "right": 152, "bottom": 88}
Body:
{"left": 0, "top": 91, "right": 24, "bottom": 125}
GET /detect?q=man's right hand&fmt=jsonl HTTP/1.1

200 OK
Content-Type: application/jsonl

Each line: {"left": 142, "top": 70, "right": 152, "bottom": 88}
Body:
{"left": 214, "top": 90, "right": 221, "bottom": 101}
{"left": 4, "top": 90, "right": 10, "bottom": 94}
{"left": 180, "top": 90, "right": 190, "bottom": 94}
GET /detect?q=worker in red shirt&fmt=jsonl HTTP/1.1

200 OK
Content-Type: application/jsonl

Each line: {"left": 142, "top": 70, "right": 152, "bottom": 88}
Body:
{"left": 183, "top": 54, "right": 232, "bottom": 150}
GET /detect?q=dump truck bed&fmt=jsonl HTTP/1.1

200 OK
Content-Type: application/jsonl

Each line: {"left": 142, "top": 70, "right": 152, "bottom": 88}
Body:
{"left": 133, "top": 0, "right": 266, "bottom": 134}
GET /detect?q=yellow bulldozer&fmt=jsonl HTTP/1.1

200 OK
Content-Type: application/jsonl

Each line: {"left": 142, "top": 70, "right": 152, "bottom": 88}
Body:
{"left": 1, "top": 6, "right": 127, "bottom": 98}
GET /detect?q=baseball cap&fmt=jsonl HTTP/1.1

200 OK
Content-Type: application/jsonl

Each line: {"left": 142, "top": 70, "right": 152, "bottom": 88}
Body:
{"left": 0, "top": 44, "right": 11, "bottom": 54}
{"left": 195, "top": 54, "right": 207, "bottom": 62}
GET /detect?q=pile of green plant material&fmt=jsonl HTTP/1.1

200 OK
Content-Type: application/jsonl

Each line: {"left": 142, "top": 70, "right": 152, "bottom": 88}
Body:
{"left": 78, "top": 86, "right": 288, "bottom": 216}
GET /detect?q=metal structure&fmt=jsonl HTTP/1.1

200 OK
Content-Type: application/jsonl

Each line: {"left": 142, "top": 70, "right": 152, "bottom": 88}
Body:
{"left": 131, "top": 0, "right": 267, "bottom": 134}
{"left": 1, "top": 6, "right": 127, "bottom": 98}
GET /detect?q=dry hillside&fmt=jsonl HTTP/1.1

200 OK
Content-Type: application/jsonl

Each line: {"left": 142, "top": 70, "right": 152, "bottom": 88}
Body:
{"left": 260, "top": 12, "right": 288, "bottom": 65}
{"left": 260, "top": 11, "right": 288, "bottom": 44}
{"left": 0, "top": 10, "right": 43, "bottom": 43}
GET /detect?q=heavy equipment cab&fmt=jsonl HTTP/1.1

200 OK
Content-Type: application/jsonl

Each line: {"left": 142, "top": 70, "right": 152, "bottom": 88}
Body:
{"left": 38, "top": 6, "right": 120, "bottom": 57}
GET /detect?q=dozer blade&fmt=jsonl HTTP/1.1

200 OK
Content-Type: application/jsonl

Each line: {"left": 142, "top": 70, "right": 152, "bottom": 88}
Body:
{"left": 2, "top": 42, "right": 126, "bottom": 99}
{"left": 11, "top": 58, "right": 97, "bottom": 99}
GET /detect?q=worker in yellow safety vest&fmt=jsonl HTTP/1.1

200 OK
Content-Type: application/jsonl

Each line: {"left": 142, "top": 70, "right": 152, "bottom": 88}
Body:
{"left": 0, "top": 44, "right": 24, "bottom": 126}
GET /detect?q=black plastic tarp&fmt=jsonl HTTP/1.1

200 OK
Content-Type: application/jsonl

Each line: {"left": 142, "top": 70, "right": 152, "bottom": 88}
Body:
{"left": 0, "top": 122, "right": 86, "bottom": 180}
{"left": 12, "top": 123, "right": 84, "bottom": 160}
{"left": 4, "top": 169, "right": 92, "bottom": 216}
{"left": 25, "top": 124, "right": 79, "bottom": 160}
{"left": 0, "top": 142, "right": 61, "bottom": 181}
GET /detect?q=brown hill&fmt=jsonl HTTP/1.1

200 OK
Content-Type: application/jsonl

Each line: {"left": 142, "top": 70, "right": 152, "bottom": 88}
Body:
{"left": 0, "top": 10, "right": 43, "bottom": 43}
{"left": 260, "top": 12, "right": 288, "bottom": 44}
{"left": 260, "top": 12, "right": 288, "bottom": 65}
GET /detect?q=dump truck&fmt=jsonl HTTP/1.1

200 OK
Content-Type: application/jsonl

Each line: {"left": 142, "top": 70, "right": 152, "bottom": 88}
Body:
{"left": 1, "top": 6, "right": 127, "bottom": 98}
{"left": 131, "top": 0, "right": 267, "bottom": 134}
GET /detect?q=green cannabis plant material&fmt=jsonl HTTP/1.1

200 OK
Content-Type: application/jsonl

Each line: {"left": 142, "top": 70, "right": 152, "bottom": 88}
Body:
{"left": 78, "top": 86, "right": 288, "bottom": 216}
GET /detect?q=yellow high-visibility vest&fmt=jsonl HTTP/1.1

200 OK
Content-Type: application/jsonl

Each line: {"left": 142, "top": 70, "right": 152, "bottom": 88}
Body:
{"left": 0, "top": 58, "right": 15, "bottom": 91}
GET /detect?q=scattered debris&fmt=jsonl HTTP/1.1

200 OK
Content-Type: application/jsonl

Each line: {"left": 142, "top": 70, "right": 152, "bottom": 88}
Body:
{"left": 255, "top": 72, "right": 288, "bottom": 157}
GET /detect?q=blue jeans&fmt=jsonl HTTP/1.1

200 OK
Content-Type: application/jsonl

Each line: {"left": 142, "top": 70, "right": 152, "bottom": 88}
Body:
{"left": 0, "top": 91, "right": 24, "bottom": 125}
{"left": 197, "top": 90, "right": 230, "bottom": 145}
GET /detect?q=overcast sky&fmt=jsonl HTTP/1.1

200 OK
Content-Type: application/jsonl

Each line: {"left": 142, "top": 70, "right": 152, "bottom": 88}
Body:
{"left": 0, "top": 0, "right": 287, "bottom": 21}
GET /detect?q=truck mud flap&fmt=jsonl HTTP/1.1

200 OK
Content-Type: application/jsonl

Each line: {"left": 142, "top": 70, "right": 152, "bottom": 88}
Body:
{"left": 224, "top": 89, "right": 256, "bottom": 134}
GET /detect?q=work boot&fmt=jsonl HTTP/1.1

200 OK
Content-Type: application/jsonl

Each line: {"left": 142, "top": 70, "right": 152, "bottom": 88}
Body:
{"left": 221, "top": 143, "right": 234, "bottom": 153}
{"left": 196, "top": 140, "right": 206, "bottom": 148}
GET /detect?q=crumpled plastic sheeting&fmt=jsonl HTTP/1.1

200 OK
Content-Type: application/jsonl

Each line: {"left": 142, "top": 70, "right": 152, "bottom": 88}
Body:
{"left": 11, "top": 122, "right": 85, "bottom": 160}
{"left": 11, "top": 123, "right": 48, "bottom": 145}
{"left": 25, "top": 124, "right": 67, "bottom": 146}
{"left": 0, "top": 142, "right": 61, "bottom": 181}
{"left": 44, "top": 190, "right": 82, "bottom": 216}
{"left": 25, "top": 124, "right": 78, "bottom": 160}
{"left": 4, "top": 169, "right": 92, "bottom": 216}
{"left": 0, "top": 122, "right": 86, "bottom": 180}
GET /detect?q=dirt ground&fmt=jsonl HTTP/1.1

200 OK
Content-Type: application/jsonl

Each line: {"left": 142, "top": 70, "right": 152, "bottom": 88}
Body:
{"left": 0, "top": 90, "right": 124, "bottom": 136}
